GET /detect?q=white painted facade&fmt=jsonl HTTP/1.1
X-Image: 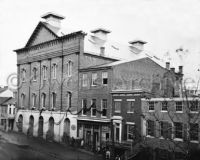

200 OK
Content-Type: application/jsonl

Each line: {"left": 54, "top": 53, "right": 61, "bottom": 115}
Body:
{"left": 14, "top": 110, "right": 77, "bottom": 142}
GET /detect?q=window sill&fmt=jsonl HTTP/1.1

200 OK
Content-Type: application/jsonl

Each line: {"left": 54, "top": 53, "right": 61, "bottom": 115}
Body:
{"left": 174, "top": 138, "right": 183, "bottom": 142}
{"left": 91, "top": 115, "right": 97, "bottom": 117}
{"left": 127, "top": 112, "right": 134, "bottom": 114}
{"left": 175, "top": 111, "right": 183, "bottom": 113}
{"left": 190, "top": 140, "right": 199, "bottom": 143}
{"left": 161, "top": 110, "right": 168, "bottom": 113}
{"left": 81, "top": 114, "right": 87, "bottom": 116}
{"left": 146, "top": 135, "right": 154, "bottom": 138}
{"left": 115, "top": 111, "right": 121, "bottom": 113}
{"left": 149, "top": 110, "right": 155, "bottom": 112}
{"left": 101, "top": 116, "right": 107, "bottom": 118}
{"left": 32, "top": 80, "right": 37, "bottom": 82}
{"left": 190, "top": 111, "right": 198, "bottom": 114}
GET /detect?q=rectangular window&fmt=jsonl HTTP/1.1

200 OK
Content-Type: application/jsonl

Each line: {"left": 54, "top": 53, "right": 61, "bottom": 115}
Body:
{"left": 174, "top": 122, "right": 183, "bottom": 139}
{"left": 161, "top": 101, "right": 168, "bottom": 111}
{"left": 148, "top": 101, "right": 155, "bottom": 111}
{"left": 82, "top": 74, "right": 88, "bottom": 87}
{"left": 190, "top": 123, "right": 198, "bottom": 141}
{"left": 114, "top": 100, "right": 121, "bottom": 113}
{"left": 102, "top": 72, "right": 108, "bottom": 85}
{"left": 21, "top": 94, "right": 25, "bottom": 108}
{"left": 82, "top": 99, "right": 87, "bottom": 115}
{"left": 176, "top": 101, "right": 183, "bottom": 112}
{"left": 91, "top": 99, "right": 96, "bottom": 116}
{"left": 147, "top": 120, "right": 155, "bottom": 137}
{"left": 190, "top": 101, "right": 198, "bottom": 112}
{"left": 91, "top": 73, "right": 98, "bottom": 86}
{"left": 102, "top": 99, "right": 107, "bottom": 117}
{"left": 9, "top": 108, "right": 11, "bottom": 114}
{"left": 52, "top": 64, "right": 57, "bottom": 79}
{"left": 160, "top": 121, "right": 172, "bottom": 139}
{"left": 127, "top": 100, "right": 134, "bottom": 113}
{"left": 127, "top": 124, "right": 135, "bottom": 140}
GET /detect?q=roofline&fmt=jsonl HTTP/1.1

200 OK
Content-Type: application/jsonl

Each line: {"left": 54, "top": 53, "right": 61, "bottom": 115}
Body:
{"left": 0, "top": 97, "right": 12, "bottom": 105}
{"left": 79, "top": 66, "right": 112, "bottom": 72}
{"left": 25, "top": 21, "right": 59, "bottom": 48}
{"left": 41, "top": 12, "right": 65, "bottom": 20}
{"left": 14, "top": 30, "right": 86, "bottom": 52}
{"left": 84, "top": 52, "right": 119, "bottom": 61}
{"left": 90, "top": 28, "right": 111, "bottom": 34}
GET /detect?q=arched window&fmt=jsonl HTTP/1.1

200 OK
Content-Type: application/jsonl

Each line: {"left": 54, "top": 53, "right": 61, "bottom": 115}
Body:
{"left": 66, "top": 92, "right": 72, "bottom": 109}
{"left": 41, "top": 93, "right": 46, "bottom": 108}
{"left": 42, "top": 66, "right": 47, "bottom": 80}
{"left": 21, "top": 69, "right": 26, "bottom": 82}
{"left": 66, "top": 61, "right": 73, "bottom": 76}
{"left": 32, "top": 93, "right": 37, "bottom": 108}
{"left": 33, "top": 67, "right": 37, "bottom": 81}
{"left": 52, "top": 63, "right": 57, "bottom": 79}
{"left": 21, "top": 93, "right": 25, "bottom": 108}
{"left": 52, "top": 92, "right": 56, "bottom": 109}
{"left": 48, "top": 117, "right": 54, "bottom": 134}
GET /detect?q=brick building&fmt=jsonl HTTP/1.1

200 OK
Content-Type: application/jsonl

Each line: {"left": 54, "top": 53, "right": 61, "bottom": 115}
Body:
{"left": 77, "top": 57, "right": 182, "bottom": 153}
{"left": 14, "top": 12, "right": 119, "bottom": 141}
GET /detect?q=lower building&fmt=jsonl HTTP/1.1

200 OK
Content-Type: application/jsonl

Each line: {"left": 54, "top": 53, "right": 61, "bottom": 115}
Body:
{"left": 0, "top": 97, "right": 16, "bottom": 131}
{"left": 14, "top": 110, "right": 77, "bottom": 142}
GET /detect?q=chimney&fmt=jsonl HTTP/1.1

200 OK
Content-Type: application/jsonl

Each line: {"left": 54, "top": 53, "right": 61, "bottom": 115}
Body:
{"left": 100, "top": 47, "right": 105, "bottom": 56}
{"left": 129, "top": 40, "right": 147, "bottom": 51}
{"left": 179, "top": 66, "right": 183, "bottom": 74}
{"left": 41, "top": 12, "right": 65, "bottom": 29}
{"left": 166, "top": 62, "right": 170, "bottom": 70}
{"left": 170, "top": 68, "right": 175, "bottom": 73}
{"left": 91, "top": 28, "right": 111, "bottom": 41}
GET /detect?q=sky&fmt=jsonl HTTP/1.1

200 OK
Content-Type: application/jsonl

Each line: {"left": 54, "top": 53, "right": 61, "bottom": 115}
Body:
{"left": 0, "top": 0, "right": 200, "bottom": 86}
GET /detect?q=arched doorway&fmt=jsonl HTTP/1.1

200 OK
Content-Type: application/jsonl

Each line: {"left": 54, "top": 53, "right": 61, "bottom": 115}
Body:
{"left": 64, "top": 118, "right": 70, "bottom": 136}
{"left": 46, "top": 117, "right": 54, "bottom": 141}
{"left": 28, "top": 115, "right": 34, "bottom": 137}
{"left": 18, "top": 115, "right": 23, "bottom": 132}
{"left": 38, "top": 116, "right": 43, "bottom": 138}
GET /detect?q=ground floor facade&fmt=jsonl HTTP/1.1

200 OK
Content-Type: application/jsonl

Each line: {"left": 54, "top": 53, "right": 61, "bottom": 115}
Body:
{"left": 14, "top": 109, "right": 77, "bottom": 142}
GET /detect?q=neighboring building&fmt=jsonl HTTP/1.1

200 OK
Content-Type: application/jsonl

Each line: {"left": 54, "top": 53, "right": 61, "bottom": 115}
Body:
{"left": 0, "top": 97, "right": 16, "bottom": 131}
{"left": 0, "top": 86, "right": 14, "bottom": 97}
{"left": 77, "top": 57, "right": 182, "bottom": 153}
{"left": 140, "top": 96, "right": 200, "bottom": 159}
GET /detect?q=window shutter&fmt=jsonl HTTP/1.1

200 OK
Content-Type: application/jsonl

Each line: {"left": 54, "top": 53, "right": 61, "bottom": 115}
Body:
{"left": 124, "top": 124, "right": 127, "bottom": 140}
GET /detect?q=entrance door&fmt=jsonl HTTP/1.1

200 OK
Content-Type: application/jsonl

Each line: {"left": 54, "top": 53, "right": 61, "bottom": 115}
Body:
{"left": 94, "top": 131, "right": 99, "bottom": 151}
{"left": 86, "top": 130, "right": 91, "bottom": 146}
{"left": 115, "top": 123, "right": 120, "bottom": 142}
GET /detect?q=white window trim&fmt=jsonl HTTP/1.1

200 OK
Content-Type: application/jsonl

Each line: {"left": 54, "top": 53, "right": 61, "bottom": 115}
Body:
{"left": 174, "top": 138, "right": 183, "bottom": 142}
{"left": 114, "top": 99, "right": 122, "bottom": 101}
{"left": 67, "top": 61, "right": 73, "bottom": 77}
{"left": 127, "top": 123, "right": 135, "bottom": 141}
{"left": 102, "top": 72, "right": 108, "bottom": 86}
{"left": 33, "top": 68, "right": 37, "bottom": 81}
{"left": 190, "top": 111, "right": 198, "bottom": 114}
{"left": 175, "top": 111, "right": 183, "bottom": 113}
{"left": 91, "top": 73, "right": 98, "bottom": 86}
{"left": 41, "top": 93, "right": 46, "bottom": 109}
{"left": 190, "top": 140, "right": 199, "bottom": 143}
{"left": 148, "top": 101, "right": 155, "bottom": 112}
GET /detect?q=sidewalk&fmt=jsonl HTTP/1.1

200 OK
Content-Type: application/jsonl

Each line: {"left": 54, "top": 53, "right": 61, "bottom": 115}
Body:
{"left": 0, "top": 130, "right": 103, "bottom": 160}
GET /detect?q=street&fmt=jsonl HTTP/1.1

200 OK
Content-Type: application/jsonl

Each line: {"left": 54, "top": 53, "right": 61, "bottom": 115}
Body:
{"left": 0, "top": 131, "right": 102, "bottom": 160}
